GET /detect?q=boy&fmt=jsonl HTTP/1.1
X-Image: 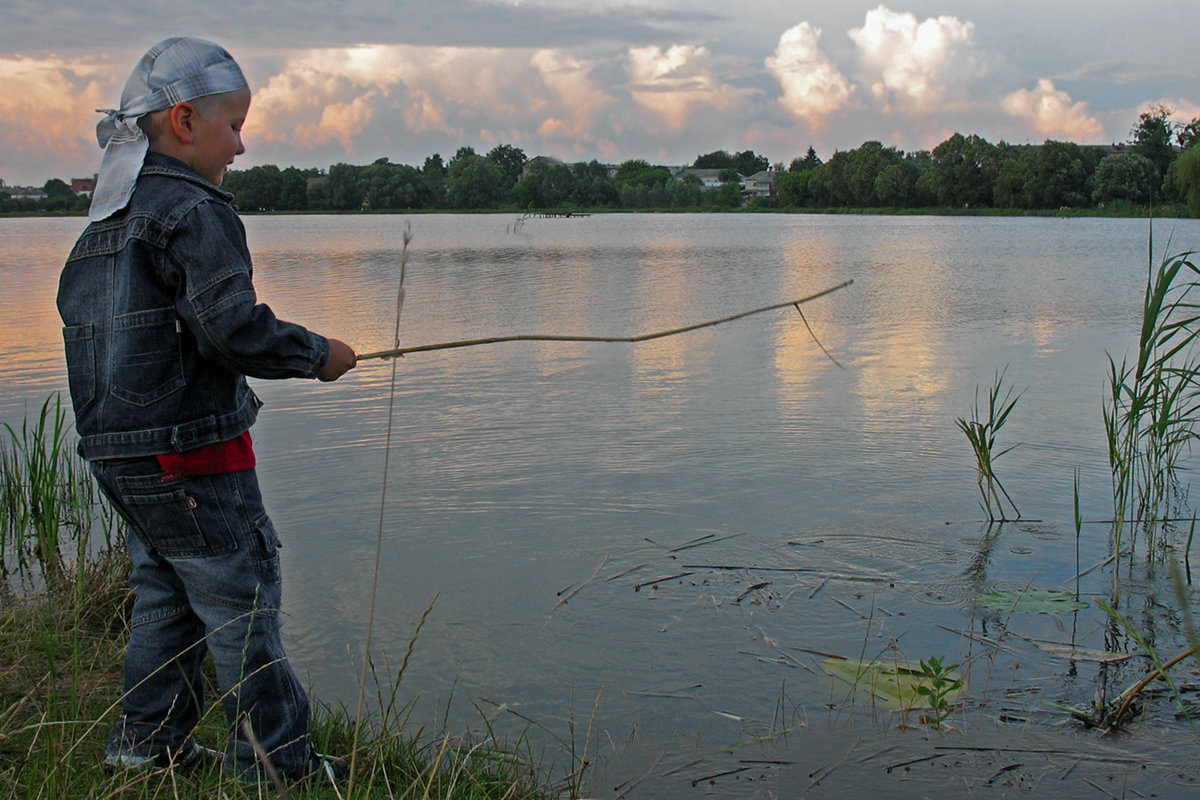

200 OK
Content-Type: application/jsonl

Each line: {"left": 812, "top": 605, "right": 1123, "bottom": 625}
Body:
{"left": 57, "top": 37, "right": 356, "bottom": 784}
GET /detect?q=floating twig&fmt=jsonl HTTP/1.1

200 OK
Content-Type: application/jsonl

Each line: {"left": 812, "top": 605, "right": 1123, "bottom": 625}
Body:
{"left": 669, "top": 532, "right": 746, "bottom": 553}
{"left": 359, "top": 281, "right": 853, "bottom": 360}
{"left": 634, "top": 572, "right": 694, "bottom": 592}
{"left": 735, "top": 581, "right": 772, "bottom": 603}
{"left": 553, "top": 556, "right": 609, "bottom": 610}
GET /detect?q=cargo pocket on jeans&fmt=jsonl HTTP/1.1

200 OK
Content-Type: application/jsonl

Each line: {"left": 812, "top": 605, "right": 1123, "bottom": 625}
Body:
{"left": 116, "top": 472, "right": 238, "bottom": 558}
{"left": 252, "top": 516, "right": 282, "bottom": 584}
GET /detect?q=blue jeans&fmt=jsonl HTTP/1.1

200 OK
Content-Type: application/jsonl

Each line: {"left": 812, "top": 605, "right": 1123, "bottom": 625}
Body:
{"left": 91, "top": 457, "right": 313, "bottom": 778}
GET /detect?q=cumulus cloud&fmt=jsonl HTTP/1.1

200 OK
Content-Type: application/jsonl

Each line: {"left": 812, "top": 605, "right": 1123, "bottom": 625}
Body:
{"left": 626, "top": 45, "right": 748, "bottom": 130}
{"left": 765, "top": 22, "right": 853, "bottom": 129}
{"left": 530, "top": 49, "right": 614, "bottom": 142}
{"left": 0, "top": 56, "right": 114, "bottom": 183}
{"left": 849, "top": 5, "right": 985, "bottom": 113}
{"left": 1001, "top": 79, "right": 1104, "bottom": 141}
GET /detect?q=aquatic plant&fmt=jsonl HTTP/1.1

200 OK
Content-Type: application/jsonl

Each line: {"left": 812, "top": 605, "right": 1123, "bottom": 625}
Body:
{"left": 915, "top": 656, "right": 963, "bottom": 731}
{"left": 1104, "top": 249, "right": 1200, "bottom": 554}
{"left": 956, "top": 368, "right": 1022, "bottom": 522}
{"left": 1, "top": 394, "right": 117, "bottom": 588}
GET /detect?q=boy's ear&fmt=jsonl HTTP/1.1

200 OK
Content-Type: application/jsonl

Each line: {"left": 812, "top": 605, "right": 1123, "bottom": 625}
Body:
{"left": 166, "top": 102, "right": 198, "bottom": 145}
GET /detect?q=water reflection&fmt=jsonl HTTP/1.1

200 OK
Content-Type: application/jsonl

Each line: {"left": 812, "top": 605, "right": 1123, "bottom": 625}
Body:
{"left": 4, "top": 212, "right": 1200, "bottom": 798}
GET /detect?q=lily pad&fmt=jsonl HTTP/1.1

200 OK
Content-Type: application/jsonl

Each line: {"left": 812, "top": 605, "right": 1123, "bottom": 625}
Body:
{"left": 977, "top": 588, "right": 1088, "bottom": 614}
{"left": 821, "top": 657, "right": 966, "bottom": 710}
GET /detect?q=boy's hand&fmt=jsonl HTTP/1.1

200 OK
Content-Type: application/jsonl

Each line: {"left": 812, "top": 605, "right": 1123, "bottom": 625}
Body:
{"left": 319, "top": 339, "right": 357, "bottom": 381}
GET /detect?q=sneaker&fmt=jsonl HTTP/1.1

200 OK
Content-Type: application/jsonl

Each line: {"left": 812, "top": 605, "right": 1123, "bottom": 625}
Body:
{"left": 104, "top": 737, "right": 222, "bottom": 772}
{"left": 306, "top": 751, "right": 350, "bottom": 785}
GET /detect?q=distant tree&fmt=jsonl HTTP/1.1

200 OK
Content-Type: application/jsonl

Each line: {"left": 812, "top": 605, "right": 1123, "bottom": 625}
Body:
{"left": 614, "top": 159, "right": 671, "bottom": 188}
{"left": 447, "top": 153, "right": 504, "bottom": 209}
{"left": 1169, "top": 145, "right": 1200, "bottom": 216}
{"left": 486, "top": 144, "right": 527, "bottom": 188}
{"left": 279, "top": 167, "right": 310, "bottom": 210}
{"left": 423, "top": 154, "right": 447, "bottom": 205}
{"left": 1130, "top": 104, "right": 1177, "bottom": 179}
{"left": 706, "top": 180, "right": 743, "bottom": 209}
{"left": 993, "top": 145, "right": 1036, "bottom": 208}
{"left": 1177, "top": 118, "right": 1200, "bottom": 150}
{"left": 733, "top": 150, "right": 769, "bottom": 177}
{"left": 920, "top": 133, "right": 999, "bottom": 207}
{"left": 1093, "top": 153, "right": 1159, "bottom": 206}
{"left": 42, "top": 178, "right": 75, "bottom": 211}
{"left": 790, "top": 146, "right": 822, "bottom": 172}
{"left": 693, "top": 150, "right": 736, "bottom": 169}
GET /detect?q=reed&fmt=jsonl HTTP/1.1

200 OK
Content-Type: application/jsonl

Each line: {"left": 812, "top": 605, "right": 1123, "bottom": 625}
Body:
{"left": 1, "top": 393, "right": 117, "bottom": 589}
{"left": 1104, "top": 249, "right": 1200, "bottom": 554}
{"left": 955, "top": 368, "right": 1021, "bottom": 522}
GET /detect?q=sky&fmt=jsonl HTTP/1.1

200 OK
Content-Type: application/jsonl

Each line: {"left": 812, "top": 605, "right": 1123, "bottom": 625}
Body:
{"left": 2, "top": 0, "right": 1198, "bottom": 186}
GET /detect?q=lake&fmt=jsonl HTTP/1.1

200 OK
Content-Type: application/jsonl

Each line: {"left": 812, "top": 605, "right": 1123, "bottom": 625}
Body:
{"left": 4, "top": 212, "right": 1200, "bottom": 797}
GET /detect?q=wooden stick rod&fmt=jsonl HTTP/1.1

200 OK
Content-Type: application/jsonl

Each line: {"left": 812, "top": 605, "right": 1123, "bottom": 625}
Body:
{"left": 358, "top": 279, "right": 853, "bottom": 360}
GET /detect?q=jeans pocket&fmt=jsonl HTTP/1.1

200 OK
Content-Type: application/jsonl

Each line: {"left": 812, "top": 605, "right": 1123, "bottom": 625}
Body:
{"left": 116, "top": 472, "right": 239, "bottom": 558}
{"left": 252, "top": 516, "right": 282, "bottom": 584}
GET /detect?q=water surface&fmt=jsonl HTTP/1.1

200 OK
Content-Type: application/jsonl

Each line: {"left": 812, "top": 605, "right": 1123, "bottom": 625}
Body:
{"left": 4, "top": 212, "right": 1200, "bottom": 797}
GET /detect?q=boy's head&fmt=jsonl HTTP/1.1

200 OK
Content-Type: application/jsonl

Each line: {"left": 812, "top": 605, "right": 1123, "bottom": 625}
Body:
{"left": 89, "top": 37, "right": 249, "bottom": 221}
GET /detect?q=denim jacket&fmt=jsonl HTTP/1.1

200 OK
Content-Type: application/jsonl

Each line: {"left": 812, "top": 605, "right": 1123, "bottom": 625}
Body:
{"left": 58, "top": 152, "right": 331, "bottom": 460}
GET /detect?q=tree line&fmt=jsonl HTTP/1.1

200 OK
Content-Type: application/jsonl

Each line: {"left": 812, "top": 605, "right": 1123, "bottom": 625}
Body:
{"left": 4, "top": 107, "right": 1199, "bottom": 216}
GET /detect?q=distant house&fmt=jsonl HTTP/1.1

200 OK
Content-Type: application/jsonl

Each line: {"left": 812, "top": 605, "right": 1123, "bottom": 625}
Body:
{"left": 675, "top": 168, "right": 733, "bottom": 190}
{"left": 742, "top": 170, "right": 776, "bottom": 200}
{"left": 71, "top": 176, "right": 97, "bottom": 195}
{"left": 520, "top": 155, "right": 564, "bottom": 180}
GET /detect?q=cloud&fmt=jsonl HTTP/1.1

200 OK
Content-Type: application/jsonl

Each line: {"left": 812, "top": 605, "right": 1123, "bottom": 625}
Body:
{"left": 626, "top": 45, "right": 749, "bottom": 130}
{"left": 765, "top": 22, "right": 854, "bottom": 129}
{"left": 1002, "top": 79, "right": 1104, "bottom": 141}
{"left": 530, "top": 49, "right": 614, "bottom": 143}
{"left": 849, "top": 5, "right": 985, "bottom": 113}
{"left": 0, "top": 56, "right": 114, "bottom": 183}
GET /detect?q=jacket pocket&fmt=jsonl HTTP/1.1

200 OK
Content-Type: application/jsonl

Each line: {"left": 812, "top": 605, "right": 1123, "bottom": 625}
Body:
{"left": 62, "top": 324, "right": 96, "bottom": 411}
{"left": 111, "top": 307, "right": 186, "bottom": 407}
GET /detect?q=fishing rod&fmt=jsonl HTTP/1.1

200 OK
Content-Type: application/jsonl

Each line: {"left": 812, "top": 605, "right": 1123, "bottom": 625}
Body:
{"left": 357, "top": 278, "right": 854, "bottom": 361}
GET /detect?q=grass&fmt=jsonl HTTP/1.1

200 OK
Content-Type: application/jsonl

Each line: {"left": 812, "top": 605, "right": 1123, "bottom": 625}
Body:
{"left": 1104, "top": 248, "right": 1200, "bottom": 555}
{"left": 956, "top": 368, "right": 1022, "bottom": 522}
{"left": 0, "top": 395, "right": 563, "bottom": 800}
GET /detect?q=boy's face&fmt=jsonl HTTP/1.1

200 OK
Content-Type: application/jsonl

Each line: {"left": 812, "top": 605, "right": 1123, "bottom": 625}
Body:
{"left": 189, "top": 88, "right": 251, "bottom": 187}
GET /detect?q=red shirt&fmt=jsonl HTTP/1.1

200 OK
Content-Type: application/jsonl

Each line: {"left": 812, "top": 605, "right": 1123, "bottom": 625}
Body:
{"left": 156, "top": 431, "right": 256, "bottom": 475}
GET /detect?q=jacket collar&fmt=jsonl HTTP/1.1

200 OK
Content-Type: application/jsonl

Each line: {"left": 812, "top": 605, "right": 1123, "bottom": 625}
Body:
{"left": 141, "top": 151, "right": 235, "bottom": 203}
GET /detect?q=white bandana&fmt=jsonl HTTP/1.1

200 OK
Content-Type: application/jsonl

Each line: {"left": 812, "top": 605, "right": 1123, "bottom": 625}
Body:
{"left": 88, "top": 37, "right": 248, "bottom": 222}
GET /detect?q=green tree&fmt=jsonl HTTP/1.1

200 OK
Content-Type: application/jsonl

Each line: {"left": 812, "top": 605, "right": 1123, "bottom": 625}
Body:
{"left": 693, "top": 150, "right": 735, "bottom": 169}
{"left": 1130, "top": 104, "right": 1177, "bottom": 179}
{"left": 920, "top": 133, "right": 999, "bottom": 208}
{"left": 423, "top": 154, "right": 447, "bottom": 206}
{"left": 790, "top": 146, "right": 822, "bottom": 172}
{"left": 1169, "top": 146, "right": 1200, "bottom": 216}
{"left": 733, "top": 150, "right": 769, "bottom": 177}
{"left": 447, "top": 153, "right": 504, "bottom": 209}
{"left": 1093, "top": 153, "right": 1159, "bottom": 206}
{"left": 42, "top": 178, "right": 75, "bottom": 211}
{"left": 614, "top": 159, "right": 671, "bottom": 188}
{"left": 486, "top": 144, "right": 527, "bottom": 189}
{"left": 1178, "top": 118, "right": 1200, "bottom": 150}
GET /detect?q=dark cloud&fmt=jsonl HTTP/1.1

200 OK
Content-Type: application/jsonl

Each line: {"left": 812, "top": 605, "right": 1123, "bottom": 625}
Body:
{"left": 5, "top": 0, "right": 720, "bottom": 56}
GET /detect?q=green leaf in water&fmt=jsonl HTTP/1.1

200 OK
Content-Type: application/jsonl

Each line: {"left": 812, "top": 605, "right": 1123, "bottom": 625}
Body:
{"left": 977, "top": 588, "right": 1088, "bottom": 614}
{"left": 821, "top": 657, "right": 965, "bottom": 710}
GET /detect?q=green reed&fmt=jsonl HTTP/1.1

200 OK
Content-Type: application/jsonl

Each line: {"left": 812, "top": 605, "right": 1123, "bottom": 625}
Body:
{"left": 1, "top": 394, "right": 118, "bottom": 588}
{"left": 1105, "top": 249, "right": 1200, "bottom": 554}
{"left": 956, "top": 368, "right": 1021, "bottom": 522}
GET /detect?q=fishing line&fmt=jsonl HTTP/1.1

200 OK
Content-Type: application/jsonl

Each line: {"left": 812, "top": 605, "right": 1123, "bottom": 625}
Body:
{"left": 349, "top": 221, "right": 411, "bottom": 788}
{"left": 357, "top": 279, "right": 854, "bottom": 361}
